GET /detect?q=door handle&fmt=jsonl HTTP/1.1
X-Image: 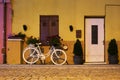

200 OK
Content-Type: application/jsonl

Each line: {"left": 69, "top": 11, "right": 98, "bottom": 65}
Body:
{"left": 103, "top": 40, "right": 105, "bottom": 45}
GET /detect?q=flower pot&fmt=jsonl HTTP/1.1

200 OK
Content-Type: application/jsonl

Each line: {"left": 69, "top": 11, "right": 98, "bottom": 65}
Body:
{"left": 108, "top": 55, "right": 119, "bottom": 64}
{"left": 73, "top": 56, "right": 83, "bottom": 64}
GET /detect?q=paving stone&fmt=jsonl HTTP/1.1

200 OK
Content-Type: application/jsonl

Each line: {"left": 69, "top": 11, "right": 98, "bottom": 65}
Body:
{"left": 0, "top": 65, "right": 120, "bottom": 80}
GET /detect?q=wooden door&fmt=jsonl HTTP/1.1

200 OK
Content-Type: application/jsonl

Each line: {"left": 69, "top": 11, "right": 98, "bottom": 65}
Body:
{"left": 40, "top": 16, "right": 59, "bottom": 45}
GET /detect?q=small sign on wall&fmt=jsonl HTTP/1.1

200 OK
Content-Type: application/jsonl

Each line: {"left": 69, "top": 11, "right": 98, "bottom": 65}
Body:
{"left": 76, "top": 30, "right": 81, "bottom": 38}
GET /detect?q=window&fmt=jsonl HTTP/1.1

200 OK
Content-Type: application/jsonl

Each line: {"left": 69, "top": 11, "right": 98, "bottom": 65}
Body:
{"left": 40, "top": 15, "right": 59, "bottom": 45}
{"left": 91, "top": 25, "right": 98, "bottom": 44}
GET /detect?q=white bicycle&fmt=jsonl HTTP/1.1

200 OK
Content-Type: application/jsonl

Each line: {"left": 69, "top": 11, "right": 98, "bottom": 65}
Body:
{"left": 23, "top": 43, "right": 67, "bottom": 65}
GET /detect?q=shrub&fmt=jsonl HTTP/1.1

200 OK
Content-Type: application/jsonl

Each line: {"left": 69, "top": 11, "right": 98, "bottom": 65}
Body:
{"left": 108, "top": 39, "right": 119, "bottom": 64}
{"left": 108, "top": 39, "right": 118, "bottom": 56}
{"left": 73, "top": 39, "right": 83, "bottom": 56}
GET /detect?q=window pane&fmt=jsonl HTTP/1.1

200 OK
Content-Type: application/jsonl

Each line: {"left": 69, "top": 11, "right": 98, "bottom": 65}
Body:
{"left": 91, "top": 25, "right": 98, "bottom": 44}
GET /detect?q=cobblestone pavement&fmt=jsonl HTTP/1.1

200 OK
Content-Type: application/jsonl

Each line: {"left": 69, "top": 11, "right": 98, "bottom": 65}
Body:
{"left": 0, "top": 64, "right": 120, "bottom": 80}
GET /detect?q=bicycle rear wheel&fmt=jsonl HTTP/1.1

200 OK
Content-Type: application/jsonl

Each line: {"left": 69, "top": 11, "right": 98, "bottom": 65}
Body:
{"left": 23, "top": 47, "right": 39, "bottom": 64}
{"left": 51, "top": 49, "right": 67, "bottom": 65}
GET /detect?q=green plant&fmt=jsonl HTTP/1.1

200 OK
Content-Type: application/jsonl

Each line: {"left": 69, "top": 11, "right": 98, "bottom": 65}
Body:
{"left": 8, "top": 32, "right": 26, "bottom": 39}
{"left": 15, "top": 32, "right": 26, "bottom": 39}
{"left": 108, "top": 39, "right": 119, "bottom": 64}
{"left": 73, "top": 39, "right": 83, "bottom": 64}
{"left": 73, "top": 39, "right": 83, "bottom": 56}
{"left": 26, "top": 36, "right": 39, "bottom": 45}
{"left": 108, "top": 39, "right": 118, "bottom": 56}
{"left": 48, "top": 35, "right": 61, "bottom": 47}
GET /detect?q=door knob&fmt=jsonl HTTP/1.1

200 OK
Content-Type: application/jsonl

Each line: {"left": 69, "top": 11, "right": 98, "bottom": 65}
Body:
{"left": 103, "top": 40, "right": 105, "bottom": 45}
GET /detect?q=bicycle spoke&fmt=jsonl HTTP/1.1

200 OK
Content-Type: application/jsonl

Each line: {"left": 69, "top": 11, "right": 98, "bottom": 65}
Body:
{"left": 31, "top": 57, "right": 34, "bottom": 63}
{"left": 51, "top": 49, "right": 67, "bottom": 65}
{"left": 26, "top": 56, "right": 32, "bottom": 61}
{"left": 23, "top": 47, "right": 39, "bottom": 64}
{"left": 53, "top": 58, "right": 65, "bottom": 64}
{"left": 58, "top": 58, "right": 65, "bottom": 61}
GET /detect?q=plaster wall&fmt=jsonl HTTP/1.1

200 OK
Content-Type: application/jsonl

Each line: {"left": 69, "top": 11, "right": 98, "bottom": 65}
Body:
{"left": 12, "top": 0, "right": 120, "bottom": 64}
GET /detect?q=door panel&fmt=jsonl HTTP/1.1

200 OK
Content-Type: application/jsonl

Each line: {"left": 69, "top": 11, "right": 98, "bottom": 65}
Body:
{"left": 40, "top": 16, "right": 49, "bottom": 41}
{"left": 49, "top": 16, "right": 59, "bottom": 36}
{"left": 85, "top": 18, "right": 104, "bottom": 62}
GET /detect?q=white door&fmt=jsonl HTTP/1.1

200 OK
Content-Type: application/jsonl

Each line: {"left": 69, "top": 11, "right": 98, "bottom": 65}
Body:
{"left": 85, "top": 18, "right": 104, "bottom": 62}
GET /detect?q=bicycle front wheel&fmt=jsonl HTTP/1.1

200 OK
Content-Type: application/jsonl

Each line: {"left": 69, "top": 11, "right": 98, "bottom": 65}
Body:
{"left": 51, "top": 49, "right": 67, "bottom": 65}
{"left": 23, "top": 47, "right": 39, "bottom": 64}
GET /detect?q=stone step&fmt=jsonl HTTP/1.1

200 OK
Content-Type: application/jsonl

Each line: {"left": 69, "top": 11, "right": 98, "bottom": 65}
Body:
{"left": 84, "top": 62, "right": 107, "bottom": 64}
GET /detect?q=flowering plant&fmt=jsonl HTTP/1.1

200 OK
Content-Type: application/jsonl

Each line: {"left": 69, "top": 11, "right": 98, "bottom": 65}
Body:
{"left": 8, "top": 32, "right": 26, "bottom": 39}
{"left": 47, "top": 35, "right": 61, "bottom": 47}
{"left": 26, "top": 36, "right": 39, "bottom": 45}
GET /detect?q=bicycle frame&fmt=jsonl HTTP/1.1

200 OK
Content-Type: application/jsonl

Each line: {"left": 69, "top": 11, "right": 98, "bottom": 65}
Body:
{"left": 36, "top": 44, "right": 56, "bottom": 59}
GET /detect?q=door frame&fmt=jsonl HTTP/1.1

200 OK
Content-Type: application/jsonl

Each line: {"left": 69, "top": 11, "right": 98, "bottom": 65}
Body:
{"left": 84, "top": 16, "right": 105, "bottom": 63}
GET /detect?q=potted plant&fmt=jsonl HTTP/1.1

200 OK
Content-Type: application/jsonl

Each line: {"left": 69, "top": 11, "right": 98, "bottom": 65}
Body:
{"left": 26, "top": 36, "right": 39, "bottom": 46}
{"left": 108, "top": 39, "right": 119, "bottom": 64}
{"left": 73, "top": 39, "right": 83, "bottom": 64}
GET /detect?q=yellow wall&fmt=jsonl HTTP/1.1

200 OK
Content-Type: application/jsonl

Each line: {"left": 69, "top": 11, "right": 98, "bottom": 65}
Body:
{"left": 105, "top": 5, "right": 120, "bottom": 64}
{"left": 11, "top": 0, "right": 120, "bottom": 64}
{"left": 11, "top": 0, "right": 101, "bottom": 40}
{"left": 106, "top": 6, "right": 120, "bottom": 41}
{"left": 12, "top": 0, "right": 120, "bottom": 41}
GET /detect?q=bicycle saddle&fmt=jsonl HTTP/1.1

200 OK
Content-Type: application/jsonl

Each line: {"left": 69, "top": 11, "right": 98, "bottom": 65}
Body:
{"left": 36, "top": 43, "right": 42, "bottom": 46}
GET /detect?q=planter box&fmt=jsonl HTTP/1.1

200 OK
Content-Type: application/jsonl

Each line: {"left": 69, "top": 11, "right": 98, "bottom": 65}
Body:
{"left": 7, "top": 39, "right": 24, "bottom": 64}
